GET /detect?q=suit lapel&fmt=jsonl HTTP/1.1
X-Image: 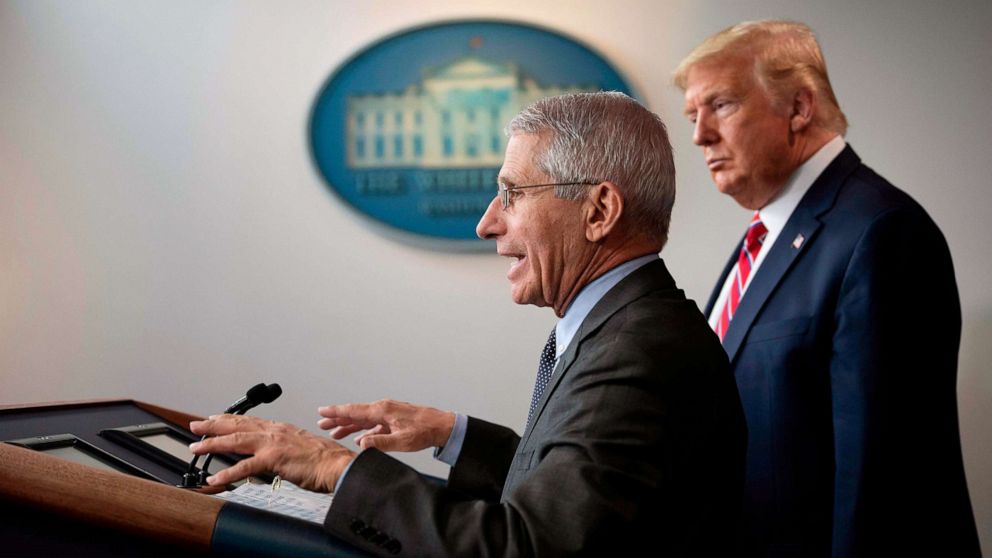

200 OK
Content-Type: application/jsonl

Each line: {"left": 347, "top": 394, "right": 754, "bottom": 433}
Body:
{"left": 722, "top": 145, "right": 862, "bottom": 363}
{"left": 721, "top": 212, "right": 821, "bottom": 362}
{"left": 518, "top": 259, "right": 675, "bottom": 446}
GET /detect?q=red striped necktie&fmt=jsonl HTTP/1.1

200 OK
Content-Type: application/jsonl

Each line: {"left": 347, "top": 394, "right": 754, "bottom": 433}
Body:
{"left": 715, "top": 213, "right": 768, "bottom": 342}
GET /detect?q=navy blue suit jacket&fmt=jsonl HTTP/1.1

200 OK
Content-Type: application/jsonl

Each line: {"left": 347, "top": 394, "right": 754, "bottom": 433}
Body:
{"left": 705, "top": 145, "right": 979, "bottom": 557}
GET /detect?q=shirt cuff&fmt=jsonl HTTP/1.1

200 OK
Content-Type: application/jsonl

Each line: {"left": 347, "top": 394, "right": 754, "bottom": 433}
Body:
{"left": 333, "top": 456, "right": 357, "bottom": 494}
{"left": 433, "top": 413, "right": 468, "bottom": 466}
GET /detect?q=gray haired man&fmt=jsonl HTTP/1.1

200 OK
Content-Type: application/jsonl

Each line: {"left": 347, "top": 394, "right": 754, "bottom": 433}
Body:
{"left": 192, "top": 92, "right": 746, "bottom": 556}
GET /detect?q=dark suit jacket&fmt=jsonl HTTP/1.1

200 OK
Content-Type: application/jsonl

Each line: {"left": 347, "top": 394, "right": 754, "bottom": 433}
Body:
{"left": 325, "top": 258, "right": 746, "bottom": 556}
{"left": 705, "top": 145, "right": 979, "bottom": 557}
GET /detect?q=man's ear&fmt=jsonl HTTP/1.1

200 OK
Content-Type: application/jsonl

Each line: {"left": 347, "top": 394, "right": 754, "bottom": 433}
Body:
{"left": 585, "top": 181, "right": 624, "bottom": 243}
{"left": 790, "top": 87, "right": 816, "bottom": 132}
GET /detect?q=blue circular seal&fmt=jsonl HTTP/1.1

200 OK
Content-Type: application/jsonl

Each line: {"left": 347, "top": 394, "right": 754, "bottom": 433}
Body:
{"left": 309, "top": 20, "right": 636, "bottom": 249}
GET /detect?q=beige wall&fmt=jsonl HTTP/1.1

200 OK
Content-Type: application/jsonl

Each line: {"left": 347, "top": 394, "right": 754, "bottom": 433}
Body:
{"left": 2, "top": 0, "right": 989, "bottom": 551}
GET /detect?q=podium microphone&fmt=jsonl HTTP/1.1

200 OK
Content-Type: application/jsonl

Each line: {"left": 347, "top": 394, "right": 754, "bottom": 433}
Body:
{"left": 225, "top": 382, "right": 282, "bottom": 414}
{"left": 179, "top": 383, "right": 283, "bottom": 488}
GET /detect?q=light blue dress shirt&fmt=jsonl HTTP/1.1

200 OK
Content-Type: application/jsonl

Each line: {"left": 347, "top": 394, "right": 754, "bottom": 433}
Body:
{"left": 436, "top": 253, "right": 659, "bottom": 467}
{"left": 335, "top": 253, "right": 659, "bottom": 491}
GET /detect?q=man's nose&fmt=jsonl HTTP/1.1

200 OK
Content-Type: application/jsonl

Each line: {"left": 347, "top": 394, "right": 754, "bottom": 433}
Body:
{"left": 693, "top": 114, "right": 718, "bottom": 146}
{"left": 476, "top": 196, "right": 504, "bottom": 240}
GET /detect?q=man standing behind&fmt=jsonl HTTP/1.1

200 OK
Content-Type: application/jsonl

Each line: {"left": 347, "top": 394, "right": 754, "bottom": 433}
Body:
{"left": 191, "top": 92, "right": 746, "bottom": 556}
{"left": 675, "top": 20, "right": 979, "bottom": 557}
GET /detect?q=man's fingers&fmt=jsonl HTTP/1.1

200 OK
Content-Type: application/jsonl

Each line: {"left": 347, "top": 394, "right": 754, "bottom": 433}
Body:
{"left": 205, "top": 456, "right": 267, "bottom": 486}
{"left": 185, "top": 414, "right": 356, "bottom": 492}
{"left": 190, "top": 431, "right": 261, "bottom": 456}
{"left": 357, "top": 430, "right": 404, "bottom": 452}
{"left": 317, "top": 417, "right": 374, "bottom": 430}
{"left": 190, "top": 414, "right": 269, "bottom": 437}
{"left": 354, "top": 424, "right": 387, "bottom": 445}
{"left": 357, "top": 434, "right": 394, "bottom": 451}
{"left": 327, "top": 424, "right": 364, "bottom": 439}
{"left": 318, "top": 403, "right": 382, "bottom": 423}
{"left": 316, "top": 417, "right": 343, "bottom": 429}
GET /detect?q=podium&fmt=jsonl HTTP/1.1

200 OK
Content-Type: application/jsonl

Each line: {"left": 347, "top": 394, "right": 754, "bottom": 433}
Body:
{"left": 0, "top": 400, "right": 367, "bottom": 557}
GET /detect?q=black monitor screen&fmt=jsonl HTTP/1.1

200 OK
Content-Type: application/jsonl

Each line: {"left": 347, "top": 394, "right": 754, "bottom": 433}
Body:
{"left": 4, "top": 434, "right": 138, "bottom": 476}
{"left": 42, "top": 444, "right": 123, "bottom": 473}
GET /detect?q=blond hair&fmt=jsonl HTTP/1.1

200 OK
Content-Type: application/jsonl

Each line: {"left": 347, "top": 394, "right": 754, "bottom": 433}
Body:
{"left": 674, "top": 20, "right": 848, "bottom": 135}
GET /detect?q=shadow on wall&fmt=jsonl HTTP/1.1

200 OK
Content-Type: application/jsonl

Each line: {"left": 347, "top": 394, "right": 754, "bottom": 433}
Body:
{"left": 958, "top": 309, "right": 992, "bottom": 555}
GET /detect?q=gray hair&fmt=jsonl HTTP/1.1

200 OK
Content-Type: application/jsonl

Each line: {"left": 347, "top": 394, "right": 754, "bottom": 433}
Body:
{"left": 506, "top": 91, "right": 676, "bottom": 248}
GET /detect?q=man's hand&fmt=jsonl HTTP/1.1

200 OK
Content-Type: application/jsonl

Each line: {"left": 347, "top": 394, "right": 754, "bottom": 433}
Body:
{"left": 317, "top": 400, "right": 456, "bottom": 453}
{"left": 189, "top": 414, "right": 355, "bottom": 493}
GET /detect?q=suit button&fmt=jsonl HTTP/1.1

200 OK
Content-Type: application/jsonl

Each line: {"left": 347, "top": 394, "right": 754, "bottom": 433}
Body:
{"left": 370, "top": 532, "right": 389, "bottom": 545}
{"left": 385, "top": 540, "right": 402, "bottom": 554}
{"left": 350, "top": 519, "right": 366, "bottom": 535}
{"left": 360, "top": 526, "right": 378, "bottom": 540}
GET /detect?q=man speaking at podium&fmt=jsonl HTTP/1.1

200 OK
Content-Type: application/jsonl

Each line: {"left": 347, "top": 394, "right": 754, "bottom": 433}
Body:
{"left": 190, "top": 92, "right": 746, "bottom": 556}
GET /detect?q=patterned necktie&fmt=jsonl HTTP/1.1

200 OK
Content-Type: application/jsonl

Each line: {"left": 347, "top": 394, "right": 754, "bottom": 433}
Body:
{"left": 526, "top": 328, "right": 557, "bottom": 429}
{"left": 715, "top": 213, "right": 768, "bottom": 342}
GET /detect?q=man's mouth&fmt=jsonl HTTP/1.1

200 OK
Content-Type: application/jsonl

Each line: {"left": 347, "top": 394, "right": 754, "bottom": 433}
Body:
{"left": 500, "top": 252, "right": 526, "bottom": 279}
{"left": 707, "top": 157, "right": 729, "bottom": 170}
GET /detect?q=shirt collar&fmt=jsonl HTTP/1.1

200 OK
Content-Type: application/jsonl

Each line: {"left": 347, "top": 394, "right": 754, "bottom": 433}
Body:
{"left": 758, "top": 135, "right": 846, "bottom": 233}
{"left": 554, "top": 253, "right": 658, "bottom": 359}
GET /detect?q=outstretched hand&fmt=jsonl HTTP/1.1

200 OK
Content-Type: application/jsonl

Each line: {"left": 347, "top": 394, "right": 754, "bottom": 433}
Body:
{"left": 318, "top": 400, "right": 456, "bottom": 453}
{"left": 189, "top": 414, "right": 355, "bottom": 493}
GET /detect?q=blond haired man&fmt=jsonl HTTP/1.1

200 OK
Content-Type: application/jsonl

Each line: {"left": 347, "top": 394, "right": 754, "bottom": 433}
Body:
{"left": 676, "top": 20, "right": 978, "bottom": 557}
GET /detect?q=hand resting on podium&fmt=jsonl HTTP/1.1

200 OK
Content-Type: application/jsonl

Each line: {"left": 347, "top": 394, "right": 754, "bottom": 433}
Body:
{"left": 188, "top": 399, "right": 456, "bottom": 492}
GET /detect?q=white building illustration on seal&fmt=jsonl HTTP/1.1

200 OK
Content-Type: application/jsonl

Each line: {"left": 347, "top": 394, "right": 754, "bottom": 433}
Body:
{"left": 346, "top": 56, "right": 594, "bottom": 169}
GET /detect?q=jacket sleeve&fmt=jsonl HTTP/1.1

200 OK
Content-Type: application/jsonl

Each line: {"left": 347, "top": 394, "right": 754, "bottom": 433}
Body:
{"left": 323, "top": 417, "right": 520, "bottom": 556}
{"left": 445, "top": 416, "right": 520, "bottom": 501}
{"left": 828, "top": 206, "right": 977, "bottom": 556}
{"left": 323, "top": 299, "right": 743, "bottom": 557}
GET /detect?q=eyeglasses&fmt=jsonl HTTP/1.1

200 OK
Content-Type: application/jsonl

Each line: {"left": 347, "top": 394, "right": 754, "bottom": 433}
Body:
{"left": 497, "top": 181, "right": 600, "bottom": 210}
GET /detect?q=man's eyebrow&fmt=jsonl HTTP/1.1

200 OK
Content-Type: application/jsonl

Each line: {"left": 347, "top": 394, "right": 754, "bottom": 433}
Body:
{"left": 684, "top": 91, "right": 709, "bottom": 114}
{"left": 685, "top": 89, "right": 735, "bottom": 115}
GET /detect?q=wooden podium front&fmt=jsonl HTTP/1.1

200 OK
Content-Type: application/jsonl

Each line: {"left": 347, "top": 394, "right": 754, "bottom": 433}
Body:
{"left": 0, "top": 400, "right": 366, "bottom": 557}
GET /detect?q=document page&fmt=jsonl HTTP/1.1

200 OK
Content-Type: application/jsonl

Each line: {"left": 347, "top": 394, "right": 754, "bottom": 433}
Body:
{"left": 212, "top": 478, "right": 333, "bottom": 524}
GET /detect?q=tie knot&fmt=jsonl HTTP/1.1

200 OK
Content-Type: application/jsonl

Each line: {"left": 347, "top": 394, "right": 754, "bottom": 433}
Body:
{"left": 745, "top": 217, "right": 768, "bottom": 251}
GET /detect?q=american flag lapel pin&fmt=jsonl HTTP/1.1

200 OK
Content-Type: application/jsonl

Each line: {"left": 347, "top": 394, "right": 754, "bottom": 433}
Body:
{"left": 792, "top": 233, "right": 805, "bottom": 249}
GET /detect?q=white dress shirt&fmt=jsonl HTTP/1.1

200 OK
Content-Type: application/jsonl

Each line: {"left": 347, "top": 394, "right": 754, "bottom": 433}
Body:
{"left": 708, "top": 135, "right": 846, "bottom": 328}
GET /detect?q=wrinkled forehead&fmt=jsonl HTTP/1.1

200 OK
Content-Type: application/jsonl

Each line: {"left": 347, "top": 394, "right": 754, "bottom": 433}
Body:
{"left": 499, "top": 132, "right": 551, "bottom": 183}
{"left": 683, "top": 55, "right": 759, "bottom": 104}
